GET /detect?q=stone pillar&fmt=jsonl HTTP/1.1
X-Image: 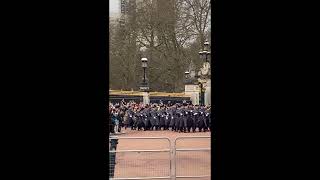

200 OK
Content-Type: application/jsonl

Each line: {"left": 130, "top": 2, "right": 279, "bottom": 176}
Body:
{"left": 185, "top": 84, "right": 200, "bottom": 105}
{"left": 204, "top": 79, "right": 211, "bottom": 106}
{"left": 194, "top": 92, "right": 200, "bottom": 105}
{"left": 142, "top": 92, "right": 150, "bottom": 105}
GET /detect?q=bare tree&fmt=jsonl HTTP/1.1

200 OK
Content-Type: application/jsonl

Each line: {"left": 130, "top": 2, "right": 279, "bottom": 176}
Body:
{"left": 109, "top": 0, "right": 211, "bottom": 92}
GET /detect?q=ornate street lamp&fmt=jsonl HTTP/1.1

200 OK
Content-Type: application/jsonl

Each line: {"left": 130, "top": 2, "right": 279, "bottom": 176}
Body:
{"left": 140, "top": 57, "right": 149, "bottom": 104}
{"left": 199, "top": 41, "right": 211, "bottom": 62}
{"left": 141, "top": 57, "right": 148, "bottom": 84}
{"left": 198, "top": 41, "right": 211, "bottom": 105}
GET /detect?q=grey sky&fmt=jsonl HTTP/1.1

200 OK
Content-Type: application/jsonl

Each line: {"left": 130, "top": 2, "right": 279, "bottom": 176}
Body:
{"left": 109, "top": 0, "right": 119, "bottom": 14}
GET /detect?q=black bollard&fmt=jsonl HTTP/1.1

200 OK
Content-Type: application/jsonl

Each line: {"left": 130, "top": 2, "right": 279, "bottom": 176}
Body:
{"left": 109, "top": 137, "right": 118, "bottom": 178}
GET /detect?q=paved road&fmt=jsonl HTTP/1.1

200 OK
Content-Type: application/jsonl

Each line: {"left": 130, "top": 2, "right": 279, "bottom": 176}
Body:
{"left": 112, "top": 129, "right": 211, "bottom": 179}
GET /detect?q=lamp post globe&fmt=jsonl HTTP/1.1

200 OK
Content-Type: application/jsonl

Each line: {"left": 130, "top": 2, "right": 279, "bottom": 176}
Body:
{"left": 199, "top": 51, "right": 204, "bottom": 59}
{"left": 141, "top": 57, "right": 148, "bottom": 68}
{"left": 184, "top": 71, "right": 190, "bottom": 84}
{"left": 204, "top": 41, "right": 209, "bottom": 51}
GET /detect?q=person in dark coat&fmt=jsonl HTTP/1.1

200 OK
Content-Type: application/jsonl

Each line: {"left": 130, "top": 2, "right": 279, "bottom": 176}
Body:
{"left": 146, "top": 107, "right": 152, "bottom": 130}
{"left": 136, "top": 111, "right": 144, "bottom": 131}
{"left": 150, "top": 106, "right": 158, "bottom": 130}
{"left": 186, "top": 105, "right": 194, "bottom": 132}
{"left": 142, "top": 108, "right": 150, "bottom": 131}
{"left": 192, "top": 108, "right": 199, "bottom": 132}
{"left": 111, "top": 110, "right": 121, "bottom": 133}
{"left": 198, "top": 107, "right": 207, "bottom": 132}
{"left": 119, "top": 109, "right": 125, "bottom": 128}
{"left": 174, "top": 106, "right": 180, "bottom": 132}
{"left": 181, "top": 104, "right": 189, "bottom": 133}
{"left": 123, "top": 111, "right": 129, "bottom": 130}
{"left": 155, "top": 106, "right": 160, "bottom": 130}
{"left": 164, "top": 107, "right": 171, "bottom": 130}
{"left": 139, "top": 109, "right": 145, "bottom": 131}
{"left": 177, "top": 106, "right": 185, "bottom": 133}
{"left": 109, "top": 109, "right": 115, "bottom": 134}
{"left": 131, "top": 110, "right": 137, "bottom": 130}
{"left": 159, "top": 106, "right": 166, "bottom": 130}
{"left": 169, "top": 106, "right": 176, "bottom": 131}
{"left": 133, "top": 111, "right": 139, "bottom": 130}
{"left": 127, "top": 108, "right": 134, "bottom": 129}
{"left": 205, "top": 106, "right": 211, "bottom": 132}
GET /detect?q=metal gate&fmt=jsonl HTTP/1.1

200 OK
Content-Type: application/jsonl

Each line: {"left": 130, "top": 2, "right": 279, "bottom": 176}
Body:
{"left": 109, "top": 136, "right": 211, "bottom": 180}
{"left": 173, "top": 136, "right": 211, "bottom": 179}
{"left": 109, "top": 137, "right": 172, "bottom": 180}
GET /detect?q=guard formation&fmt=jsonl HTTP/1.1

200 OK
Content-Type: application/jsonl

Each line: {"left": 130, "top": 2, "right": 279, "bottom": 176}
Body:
{"left": 109, "top": 100, "right": 212, "bottom": 133}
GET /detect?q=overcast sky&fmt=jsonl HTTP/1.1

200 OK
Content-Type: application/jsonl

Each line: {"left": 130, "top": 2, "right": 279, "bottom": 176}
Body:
{"left": 110, "top": 0, "right": 119, "bottom": 14}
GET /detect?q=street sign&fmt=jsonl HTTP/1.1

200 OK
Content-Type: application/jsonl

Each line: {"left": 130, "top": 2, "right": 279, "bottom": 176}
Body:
{"left": 139, "top": 86, "right": 149, "bottom": 91}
